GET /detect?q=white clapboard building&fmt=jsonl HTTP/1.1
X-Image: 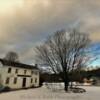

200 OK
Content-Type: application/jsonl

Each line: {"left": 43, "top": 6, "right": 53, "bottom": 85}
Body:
{"left": 0, "top": 58, "right": 39, "bottom": 89}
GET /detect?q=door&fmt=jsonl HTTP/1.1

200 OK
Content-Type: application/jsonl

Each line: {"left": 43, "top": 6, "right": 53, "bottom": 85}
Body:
{"left": 22, "top": 78, "right": 26, "bottom": 88}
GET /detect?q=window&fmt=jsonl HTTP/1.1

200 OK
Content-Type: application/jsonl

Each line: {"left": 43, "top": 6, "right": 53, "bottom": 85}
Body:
{"left": 31, "top": 71, "right": 33, "bottom": 74}
{"left": 31, "top": 78, "right": 33, "bottom": 83}
{"left": 8, "top": 68, "right": 11, "bottom": 73}
{"left": 14, "top": 78, "right": 17, "bottom": 84}
{"left": 15, "top": 69, "right": 18, "bottom": 73}
{"left": 24, "top": 70, "right": 27, "bottom": 74}
{"left": 5, "top": 77, "right": 10, "bottom": 84}
{"left": 32, "top": 71, "right": 38, "bottom": 75}
{"left": 35, "top": 78, "right": 37, "bottom": 83}
{"left": 34, "top": 71, "right": 38, "bottom": 75}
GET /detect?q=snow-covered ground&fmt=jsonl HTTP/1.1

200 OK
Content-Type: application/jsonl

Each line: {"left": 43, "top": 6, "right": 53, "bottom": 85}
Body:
{"left": 0, "top": 85, "right": 100, "bottom": 100}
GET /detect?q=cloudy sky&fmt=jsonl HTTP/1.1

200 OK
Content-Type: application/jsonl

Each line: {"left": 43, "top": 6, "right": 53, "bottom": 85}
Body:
{"left": 0, "top": 0, "right": 100, "bottom": 66}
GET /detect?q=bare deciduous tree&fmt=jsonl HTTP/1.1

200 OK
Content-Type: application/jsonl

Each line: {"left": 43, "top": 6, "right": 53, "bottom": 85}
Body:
{"left": 4, "top": 51, "right": 19, "bottom": 62}
{"left": 35, "top": 29, "right": 91, "bottom": 92}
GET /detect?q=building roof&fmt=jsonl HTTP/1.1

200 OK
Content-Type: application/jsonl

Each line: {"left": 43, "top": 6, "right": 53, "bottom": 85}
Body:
{"left": 0, "top": 58, "right": 38, "bottom": 70}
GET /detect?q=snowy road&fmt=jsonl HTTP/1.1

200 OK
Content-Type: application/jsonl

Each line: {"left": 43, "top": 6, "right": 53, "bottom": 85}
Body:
{"left": 0, "top": 86, "right": 100, "bottom": 100}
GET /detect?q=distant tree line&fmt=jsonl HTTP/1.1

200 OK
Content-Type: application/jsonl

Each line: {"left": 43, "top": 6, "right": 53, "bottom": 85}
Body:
{"left": 39, "top": 68, "right": 100, "bottom": 85}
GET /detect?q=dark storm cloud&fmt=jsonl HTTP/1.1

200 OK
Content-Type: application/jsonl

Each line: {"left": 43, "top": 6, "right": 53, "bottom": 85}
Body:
{"left": 0, "top": 0, "right": 100, "bottom": 64}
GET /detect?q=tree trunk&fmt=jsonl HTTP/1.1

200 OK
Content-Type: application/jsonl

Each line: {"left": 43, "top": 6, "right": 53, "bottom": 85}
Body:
{"left": 63, "top": 71, "right": 69, "bottom": 92}
{"left": 64, "top": 79, "right": 69, "bottom": 91}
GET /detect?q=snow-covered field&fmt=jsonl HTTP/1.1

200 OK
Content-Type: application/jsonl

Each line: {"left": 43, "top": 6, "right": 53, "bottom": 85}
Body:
{"left": 0, "top": 85, "right": 100, "bottom": 100}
